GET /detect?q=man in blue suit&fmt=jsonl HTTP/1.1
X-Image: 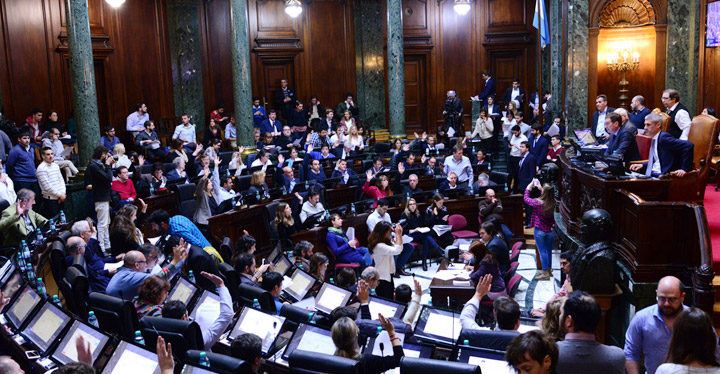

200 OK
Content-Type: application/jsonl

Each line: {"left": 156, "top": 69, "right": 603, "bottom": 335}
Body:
{"left": 472, "top": 70, "right": 496, "bottom": 106}
{"left": 590, "top": 95, "right": 616, "bottom": 145}
{"left": 604, "top": 112, "right": 640, "bottom": 162}
{"left": 528, "top": 125, "right": 549, "bottom": 168}
{"left": 629, "top": 113, "right": 694, "bottom": 178}
{"left": 516, "top": 141, "right": 537, "bottom": 227}
{"left": 260, "top": 110, "right": 282, "bottom": 137}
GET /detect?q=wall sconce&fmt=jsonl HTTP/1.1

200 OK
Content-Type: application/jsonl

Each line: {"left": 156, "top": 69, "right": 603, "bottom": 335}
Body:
{"left": 606, "top": 43, "right": 640, "bottom": 110}
{"left": 453, "top": 0, "right": 471, "bottom": 15}
{"left": 105, "top": 0, "right": 125, "bottom": 8}
{"left": 285, "top": 0, "right": 303, "bottom": 18}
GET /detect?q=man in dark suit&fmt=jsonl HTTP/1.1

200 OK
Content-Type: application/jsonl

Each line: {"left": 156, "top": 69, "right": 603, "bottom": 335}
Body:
{"left": 304, "top": 157, "right": 327, "bottom": 184}
{"left": 472, "top": 70, "right": 496, "bottom": 105}
{"left": 331, "top": 158, "right": 358, "bottom": 184}
{"left": 590, "top": 95, "right": 616, "bottom": 144}
{"left": 604, "top": 112, "right": 640, "bottom": 162}
{"left": 273, "top": 78, "right": 296, "bottom": 122}
{"left": 516, "top": 141, "right": 537, "bottom": 227}
{"left": 260, "top": 110, "right": 282, "bottom": 137}
{"left": 629, "top": 113, "right": 694, "bottom": 177}
{"left": 528, "top": 125, "right": 549, "bottom": 168}
{"left": 421, "top": 155, "right": 443, "bottom": 176}
{"left": 501, "top": 78, "right": 526, "bottom": 108}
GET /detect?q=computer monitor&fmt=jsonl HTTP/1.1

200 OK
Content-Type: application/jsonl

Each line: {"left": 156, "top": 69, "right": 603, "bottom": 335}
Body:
{"left": 51, "top": 320, "right": 111, "bottom": 365}
{"left": 189, "top": 290, "right": 223, "bottom": 333}
{"left": 314, "top": 282, "right": 352, "bottom": 316}
{"left": 168, "top": 276, "right": 199, "bottom": 308}
{"left": 282, "top": 323, "right": 336, "bottom": 360}
{"left": 273, "top": 255, "right": 293, "bottom": 277}
{"left": 4, "top": 285, "right": 42, "bottom": 330}
{"left": 23, "top": 301, "right": 72, "bottom": 353}
{"left": 367, "top": 296, "right": 406, "bottom": 320}
{"left": 228, "top": 307, "right": 285, "bottom": 355}
{"left": 403, "top": 342, "right": 435, "bottom": 359}
{"left": 456, "top": 345, "right": 513, "bottom": 374}
{"left": 413, "top": 305, "right": 462, "bottom": 345}
{"left": 101, "top": 340, "right": 161, "bottom": 374}
{"left": 283, "top": 268, "right": 316, "bottom": 302}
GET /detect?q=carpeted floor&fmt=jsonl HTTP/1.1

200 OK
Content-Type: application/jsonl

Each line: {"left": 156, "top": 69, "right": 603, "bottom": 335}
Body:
{"left": 705, "top": 185, "right": 720, "bottom": 274}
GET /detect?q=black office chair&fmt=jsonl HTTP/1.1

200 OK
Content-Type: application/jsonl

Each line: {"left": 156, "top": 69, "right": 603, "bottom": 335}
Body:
{"left": 218, "top": 151, "right": 234, "bottom": 166}
{"left": 185, "top": 350, "right": 251, "bottom": 374}
{"left": 235, "top": 175, "right": 252, "bottom": 192}
{"left": 457, "top": 329, "right": 517, "bottom": 352}
{"left": 374, "top": 143, "right": 391, "bottom": 154}
{"left": 174, "top": 183, "right": 197, "bottom": 202}
{"left": 49, "top": 240, "right": 68, "bottom": 287}
{"left": 489, "top": 171, "right": 509, "bottom": 187}
{"left": 53, "top": 230, "right": 72, "bottom": 246}
{"left": 70, "top": 254, "right": 86, "bottom": 276}
{"left": 0, "top": 199, "right": 9, "bottom": 214}
{"left": 289, "top": 350, "right": 359, "bottom": 374}
{"left": 88, "top": 292, "right": 139, "bottom": 341}
{"left": 399, "top": 357, "right": 480, "bottom": 374}
{"left": 218, "top": 262, "right": 240, "bottom": 305}
{"left": 237, "top": 284, "right": 275, "bottom": 314}
{"left": 180, "top": 200, "right": 197, "bottom": 220}
{"left": 64, "top": 267, "right": 89, "bottom": 319}
{"left": 140, "top": 316, "right": 204, "bottom": 361}
{"left": 219, "top": 237, "right": 234, "bottom": 267}
{"left": 280, "top": 304, "right": 315, "bottom": 328}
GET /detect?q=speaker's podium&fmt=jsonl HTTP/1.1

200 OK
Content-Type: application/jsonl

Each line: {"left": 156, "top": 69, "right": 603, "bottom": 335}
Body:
{"left": 556, "top": 149, "right": 714, "bottom": 346}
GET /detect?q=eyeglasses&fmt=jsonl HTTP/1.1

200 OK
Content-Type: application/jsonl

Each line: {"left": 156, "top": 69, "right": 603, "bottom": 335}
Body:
{"left": 661, "top": 96, "right": 670, "bottom": 100}
{"left": 656, "top": 296, "right": 680, "bottom": 304}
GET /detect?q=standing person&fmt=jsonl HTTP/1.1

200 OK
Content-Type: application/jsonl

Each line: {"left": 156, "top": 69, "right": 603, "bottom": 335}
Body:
{"left": 204, "top": 118, "right": 223, "bottom": 146}
{"left": 23, "top": 108, "right": 43, "bottom": 145}
{"left": 126, "top": 103, "right": 149, "bottom": 136}
{"left": 252, "top": 97, "right": 266, "bottom": 129}
{"left": 36, "top": 147, "right": 66, "bottom": 219}
{"left": 524, "top": 180, "right": 555, "bottom": 281}
{"left": 472, "top": 70, "right": 496, "bottom": 106}
{"left": 624, "top": 276, "right": 689, "bottom": 374}
{"left": 87, "top": 146, "right": 114, "bottom": 252}
{"left": 274, "top": 78, "right": 296, "bottom": 121}
{"left": 7, "top": 129, "right": 39, "bottom": 196}
{"left": 225, "top": 114, "right": 237, "bottom": 149}
{"left": 0, "top": 129, "right": 12, "bottom": 163}
{"left": 661, "top": 89, "right": 692, "bottom": 140}
{"left": 471, "top": 110, "right": 494, "bottom": 154}
{"left": 591, "top": 95, "right": 615, "bottom": 144}
{"left": 501, "top": 78, "right": 526, "bottom": 108}
{"left": 655, "top": 308, "right": 720, "bottom": 374}
{"left": 42, "top": 128, "right": 78, "bottom": 180}
{"left": 442, "top": 90, "right": 464, "bottom": 134}
{"left": 630, "top": 95, "right": 652, "bottom": 130}
{"left": 443, "top": 145, "right": 473, "bottom": 189}
{"left": 367, "top": 221, "right": 404, "bottom": 299}
{"left": 529, "top": 125, "right": 550, "bottom": 168}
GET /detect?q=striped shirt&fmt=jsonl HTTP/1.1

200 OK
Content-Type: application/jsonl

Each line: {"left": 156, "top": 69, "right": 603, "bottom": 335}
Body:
{"left": 36, "top": 161, "right": 66, "bottom": 199}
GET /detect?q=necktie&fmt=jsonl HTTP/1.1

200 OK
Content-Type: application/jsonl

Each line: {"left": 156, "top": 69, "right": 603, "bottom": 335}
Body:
{"left": 645, "top": 138, "right": 656, "bottom": 177}
{"left": 519, "top": 156, "right": 525, "bottom": 169}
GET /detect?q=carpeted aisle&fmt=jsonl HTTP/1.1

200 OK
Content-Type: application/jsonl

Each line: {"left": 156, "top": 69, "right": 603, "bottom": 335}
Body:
{"left": 704, "top": 185, "right": 720, "bottom": 273}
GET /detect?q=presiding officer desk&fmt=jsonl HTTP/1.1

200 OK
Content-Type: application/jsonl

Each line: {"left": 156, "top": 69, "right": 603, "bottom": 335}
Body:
{"left": 557, "top": 149, "right": 714, "bottom": 313}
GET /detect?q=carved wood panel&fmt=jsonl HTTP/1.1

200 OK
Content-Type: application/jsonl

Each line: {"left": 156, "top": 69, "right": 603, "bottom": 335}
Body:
{"left": 404, "top": 55, "right": 427, "bottom": 133}
{"left": 599, "top": 0, "right": 656, "bottom": 28}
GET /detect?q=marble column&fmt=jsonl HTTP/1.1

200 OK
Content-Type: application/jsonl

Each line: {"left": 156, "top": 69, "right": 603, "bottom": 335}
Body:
{"left": 354, "top": 0, "right": 386, "bottom": 129}
{"left": 229, "top": 0, "right": 254, "bottom": 148}
{"left": 167, "top": 0, "right": 205, "bottom": 131}
{"left": 65, "top": 0, "right": 100, "bottom": 166}
{"left": 386, "top": 0, "right": 405, "bottom": 137}
{"left": 549, "top": 0, "right": 564, "bottom": 115}
{"left": 564, "top": 0, "right": 589, "bottom": 131}
{"left": 666, "top": 0, "right": 701, "bottom": 116}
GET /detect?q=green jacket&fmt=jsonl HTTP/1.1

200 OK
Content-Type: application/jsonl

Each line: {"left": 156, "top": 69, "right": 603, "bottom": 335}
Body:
{"left": 0, "top": 203, "right": 48, "bottom": 247}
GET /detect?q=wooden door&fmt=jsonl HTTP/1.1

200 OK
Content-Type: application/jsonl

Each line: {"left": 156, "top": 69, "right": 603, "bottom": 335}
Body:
{"left": 404, "top": 54, "right": 427, "bottom": 135}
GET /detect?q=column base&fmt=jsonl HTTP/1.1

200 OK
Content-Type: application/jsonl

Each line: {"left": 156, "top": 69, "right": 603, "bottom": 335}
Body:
{"left": 389, "top": 134, "right": 407, "bottom": 140}
{"left": 241, "top": 146, "right": 257, "bottom": 157}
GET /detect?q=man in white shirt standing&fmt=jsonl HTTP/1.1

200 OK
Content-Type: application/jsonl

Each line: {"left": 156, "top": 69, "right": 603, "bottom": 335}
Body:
{"left": 0, "top": 160, "right": 16, "bottom": 204}
{"left": 36, "top": 147, "right": 66, "bottom": 219}
{"left": 173, "top": 114, "right": 197, "bottom": 151}
{"left": 225, "top": 114, "right": 237, "bottom": 149}
{"left": 507, "top": 125, "right": 528, "bottom": 193}
{"left": 661, "top": 89, "right": 692, "bottom": 141}
{"left": 126, "top": 102, "right": 149, "bottom": 136}
{"left": 443, "top": 145, "right": 473, "bottom": 189}
{"left": 591, "top": 95, "right": 615, "bottom": 144}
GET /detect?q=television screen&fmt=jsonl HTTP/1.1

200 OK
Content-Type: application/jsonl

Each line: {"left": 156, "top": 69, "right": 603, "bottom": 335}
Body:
{"left": 708, "top": 1, "right": 720, "bottom": 47}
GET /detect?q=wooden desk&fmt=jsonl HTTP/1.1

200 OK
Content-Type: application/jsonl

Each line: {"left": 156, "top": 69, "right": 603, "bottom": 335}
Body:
{"left": 429, "top": 258, "right": 474, "bottom": 311}
{"left": 207, "top": 204, "right": 273, "bottom": 255}
{"left": 325, "top": 185, "right": 356, "bottom": 209}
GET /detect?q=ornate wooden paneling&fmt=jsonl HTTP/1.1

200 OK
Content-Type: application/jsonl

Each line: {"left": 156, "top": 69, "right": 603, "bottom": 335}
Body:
{"left": 487, "top": 0, "right": 528, "bottom": 28}
{"left": 404, "top": 55, "right": 427, "bottom": 133}
{"left": 200, "top": 0, "right": 235, "bottom": 114}
{"left": 698, "top": 0, "right": 719, "bottom": 114}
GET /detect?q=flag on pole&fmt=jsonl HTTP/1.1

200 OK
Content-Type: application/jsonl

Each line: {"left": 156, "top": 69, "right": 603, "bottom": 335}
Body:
{"left": 533, "top": 0, "right": 550, "bottom": 48}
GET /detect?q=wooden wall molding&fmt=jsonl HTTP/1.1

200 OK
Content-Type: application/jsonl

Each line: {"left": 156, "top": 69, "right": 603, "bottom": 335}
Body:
{"left": 599, "top": 0, "right": 656, "bottom": 28}
{"left": 483, "top": 31, "right": 532, "bottom": 44}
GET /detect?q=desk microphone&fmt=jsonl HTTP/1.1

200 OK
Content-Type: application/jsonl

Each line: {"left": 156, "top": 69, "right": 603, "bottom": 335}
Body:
{"left": 379, "top": 342, "right": 385, "bottom": 356}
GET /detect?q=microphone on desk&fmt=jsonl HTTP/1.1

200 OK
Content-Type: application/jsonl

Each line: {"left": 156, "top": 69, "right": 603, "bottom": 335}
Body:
{"left": 379, "top": 342, "right": 385, "bottom": 356}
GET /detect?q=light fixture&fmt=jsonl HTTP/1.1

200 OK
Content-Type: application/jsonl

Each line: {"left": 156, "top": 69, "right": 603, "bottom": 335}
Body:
{"left": 285, "top": 0, "right": 302, "bottom": 18}
{"left": 453, "top": 0, "right": 471, "bottom": 15}
{"left": 606, "top": 42, "right": 640, "bottom": 110}
{"left": 105, "top": 0, "right": 125, "bottom": 8}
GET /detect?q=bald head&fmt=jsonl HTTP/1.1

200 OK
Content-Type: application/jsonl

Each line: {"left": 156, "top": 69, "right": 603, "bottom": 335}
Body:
{"left": 0, "top": 356, "right": 23, "bottom": 374}
{"left": 657, "top": 276, "right": 683, "bottom": 294}
{"left": 66, "top": 236, "right": 85, "bottom": 256}
{"left": 123, "top": 250, "right": 146, "bottom": 271}
{"left": 485, "top": 189, "right": 496, "bottom": 199}
{"left": 656, "top": 275, "right": 685, "bottom": 318}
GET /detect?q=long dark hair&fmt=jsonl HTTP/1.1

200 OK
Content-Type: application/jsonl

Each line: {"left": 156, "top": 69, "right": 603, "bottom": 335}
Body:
{"left": 664, "top": 308, "right": 720, "bottom": 367}
{"left": 469, "top": 240, "right": 496, "bottom": 273}
{"left": 367, "top": 221, "right": 393, "bottom": 254}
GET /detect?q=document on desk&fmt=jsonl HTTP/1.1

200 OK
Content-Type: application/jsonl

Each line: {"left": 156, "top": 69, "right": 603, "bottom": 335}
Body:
{"left": 433, "top": 225, "right": 453, "bottom": 237}
{"left": 103, "top": 261, "right": 123, "bottom": 272}
{"left": 433, "top": 270, "right": 471, "bottom": 281}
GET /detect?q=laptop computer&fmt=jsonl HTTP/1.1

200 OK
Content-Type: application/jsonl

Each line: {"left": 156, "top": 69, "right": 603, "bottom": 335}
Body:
{"left": 2, "top": 284, "right": 43, "bottom": 330}
{"left": 455, "top": 345, "right": 513, "bottom": 374}
{"left": 228, "top": 306, "right": 286, "bottom": 356}
{"left": 48, "top": 319, "right": 112, "bottom": 367}
{"left": 574, "top": 128, "right": 597, "bottom": 146}
{"left": 21, "top": 300, "right": 73, "bottom": 355}
{"left": 282, "top": 323, "right": 335, "bottom": 360}
{"left": 101, "top": 340, "right": 161, "bottom": 374}
{"left": 313, "top": 282, "right": 353, "bottom": 316}
{"left": 281, "top": 268, "right": 316, "bottom": 303}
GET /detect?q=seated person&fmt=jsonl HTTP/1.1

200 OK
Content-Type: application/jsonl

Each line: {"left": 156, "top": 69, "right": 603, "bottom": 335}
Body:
{"left": 304, "top": 157, "right": 327, "bottom": 183}
{"left": 135, "top": 120, "right": 166, "bottom": 161}
{"left": 235, "top": 232, "right": 257, "bottom": 257}
{"left": 65, "top": 235, "right": 123, "bottom": 293}
{"left": 479, "top": 221, "right": 510, "bottom": 276}
{"left": 464, "top": 241, "right": 506, "bottom": 300}
{"left": 424, "top": 194, "right": 452, "bottom": 246}
{"left": 460, "top": 277, "right": 520, "bottom": 350}
{"left": 164, "top": 236, "right": 221, "bottom": 292}
{"left": 275, "top": 126, "right": 294, "bottom": 150}
{"left": 275, "top": 154, "right": 304, "bottom": 194}
{"left": 360, "top": 266, "right": 380, "bottom": 296}
{"left": 300, "top": 189, "right": 324, "bottom": 223}
{"left": 260, "top": 271, "right": 285, "bottom": 314}
{"left": 531, "top": 251, "right": 574, "bottom": 317}
{"left": 0, "top": 189, "right": 47, "bottom": 247}
{"left": 628, "top": 113, "right": 694, "bottom": 177}
{"left": 248, "top": 170, "right": 270, "bottom": 199}
{"left": 106, "top": 247, "right": 185, "bottom": 300}
{"left": 336, "top": 267, "right": 358, "bottom": 292}
{"left": 401, "top": 198, "right": 441, "bottom": 271}
{"left": 112, "top": 143, "right": 132, "bottom": 170}
{"left": 230, "top": 334, "right": 263, "bottom": 374}
{"left": 327, "top": 213, "right": 372, "bottom": 268}
{"left": 250, "top": 149, "right": 272, "bottom": 172}
{"left": 293, "top": 240, "right": 314, "bottom": 269}
{"left": 505, "top": 330, "right": 559, "bottom": 374}
{"left": 421, "top": 155, "right": 443, "bottom": 176}
{"left": 257, "top": 132, "right": 275, "bottom": 151}
{"left": 133, "top": 276, "right": 170, "bottom": 319}
{"left": 331, "top": 158, "right": 357, "bottom": 184}
{"left": 275, "top": 202, "right": 299, "bottom": 251}
{"left": 472, "top": 173, "right": 498, "bottom": 193}
{"left": 306, "top": 143, "right": 336, "bottom": 160}
{"left": 474, "top": 149, "right": 490, "bottom": 170}
{"left": 111, "top": 166, "right": 137, "bottom": 206}
{"left": 166, "top": 157, "right": 190, "bottom": 184}
{"left": 161, "top": 271, "right": 233, "bottom": 350}
{"left": 396, "top": 173, "right": 424, "bottom": 197}
{"left": 43, "top": 128, "right": 78, "bottom": 179}
{"left": 137, "top": 159, "right": 168, "bottom": 190}
{"left": 309, "top": 253, "right": 329, "bottom": 281}
{"left": 101, "top": 125, "right": 120, "bottom": 154}
{"left": 202, "top": 138, "right": 222, "bottom": 162}
{"left": 603, "top": 112, "right": 640, "bottom": 162}
{"left": 366, "top": 156, "right": 385, "bottom": 177}
{"left": 363, "top": 171, "right": 393, "bottom": 201}
{"left": 439, "top": 171, "right": 467, "bottom": 195}
{"left": 357, "top": 278, "right": 423, "bottom": 327}
{"left": 331, "top": 315, "right": 404, "bottom": 374}
{"left": 234, "top": 253, "right": 271, "bottom": 287}
{"left": 147, "top": 209, "right": 223, "bottom": 263}
{"left": 109, "top": 215, "right": 141, "bottom": 256}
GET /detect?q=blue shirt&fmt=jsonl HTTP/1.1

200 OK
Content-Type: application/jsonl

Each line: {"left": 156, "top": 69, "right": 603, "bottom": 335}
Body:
{"left": 6, "top": 144, "right": 37, "bottom": 182}
{"left": 106, "top": 264, "right": 178, "bottom": 300}
{"left": 272, "top": 296, "right": 283, "bottom": 315}
{"left": 624, "top": 304, "right": 690, "bottom": 374}
{"left": 168, "top": 215, "right": 212, "bottom": 249}
{"left": 630, "top": 107, "right": 652, "bottom": 129}
{"left": 252, "top": 106, "right": 267, "bottom": 128}
{"left": 101, "top": 136, "right": 120, "bottom": 154}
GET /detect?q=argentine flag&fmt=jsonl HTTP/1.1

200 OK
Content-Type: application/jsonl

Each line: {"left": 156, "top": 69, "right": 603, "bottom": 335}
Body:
{"left": 533, "top": 0, "right": 550, "bottom": 48}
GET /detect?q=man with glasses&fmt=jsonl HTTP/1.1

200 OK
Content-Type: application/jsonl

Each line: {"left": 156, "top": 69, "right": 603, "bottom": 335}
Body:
{"left": 106, "top": 245, "right": 187, "bottom": 301}
{"left": 624, "top": 276, "right": 689, "bottom": 374}
{"left": 661, "top": 89, "right": 692, "bottom": 140}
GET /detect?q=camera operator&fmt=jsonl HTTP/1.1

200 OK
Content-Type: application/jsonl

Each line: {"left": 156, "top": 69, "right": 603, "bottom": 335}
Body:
{"left": 443, "top": 90, "right": 464, "bottom": 134}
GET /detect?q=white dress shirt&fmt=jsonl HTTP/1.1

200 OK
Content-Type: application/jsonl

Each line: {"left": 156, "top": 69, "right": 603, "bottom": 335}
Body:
{"left": 173, "top": 124, "right": 196, "bottom": 144}
{"left": 511, "top": 88, "right": 521, "bottom": 102}
{"left": 0, "top": 173, "right": 16, "bottom": 204}
{"left": 194, "top": 286, "right": 233, "bottom": 350}
{"left": 366, "top": 210, "right": 392, "bottom": 234}
{"left": 668, "top": 103, "right": 692, "bottom": 140}
{"left": 126, "top": 112, "right": 149, "bottom": 132}
{"left": 596, "top": 109, "right": 609, "bottom": 138}
{"left": 650, "top": 132, "right": 661, "bottom": 175}
{"left": 443, "top": 155, "right": 473, "bottom": 184}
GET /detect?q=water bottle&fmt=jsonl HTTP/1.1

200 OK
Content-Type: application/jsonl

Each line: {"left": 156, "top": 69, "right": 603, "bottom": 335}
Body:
{"left": 36, "top": 228, "right": 44, "bottom": 242}
{"left": 370, "top": 289, "right": 376, "bottom": 296}
{"left": 406, "top": 192, "right": 411, "bottom": 202}
{"left": 188, "top": 270, "right": 196, "bottom": 284}
{"left": 226, "top": 169, "right": 231, "bottom": 177}
{"left": 16, "top": 251, "right": 24, "bottom": 270}
{"left": 469, "top": 185, "right": 474, "bottom": 196}
{"left": 88, "top": 311, "right": 99, "bottom": 328}
{"left": 22, "top": 240, "right": 30, "bottom": 261}
{"left": 488, "top": 163, "right": 492, "bottom": 171}
{"left": 463, "top": 339, "right": 470, "bottom": 346}
{"left": 376, "top": 326, "right": 382, "bottom": 337}
{"left": 199, "top": 352, "right": 210, "bottom": 367}
{"left": 308, "top": 312, "right": 315, "bottom": 324}
{"left": 150, "top": 183, "right": 155, "bottom": 196}
{"left": 324, "top": 209, "right": 330, "bottom": 221}
{"left": 329, "top": 278, "right": 334, "bottom": 284}
{"left": 48, "top": 219, "right": 55, "bottom": 232}
{"left": 134, "top": 331, "right": 145, "bottom": 346}
{"left": 435, "top": 189, "right": 439, "bottom": 194}
{"left": 59, "top": 210, "right": 67, "bottom": 225}
{"left": 282, "top": 185, "right": 287, "bottom": 194}
{"left": 305, "top": 180, "right": 309, "bottom": 190}
{"left": 288, "top": 250, "right": 294, "bottom": 262}
{"left": 252, "top": 298, "right": 261, "bottom": 310}
{"left": 350, "top": 203, "right": 356, "bottom": 215}
{"left": 264, "top": 189, "right": 270, "bottom": 199}
{"left": 255, "top": 191, "right": 260, "bottom": 202}
{"left": 26, "top": 264, "right": 36, "bottom": 287}
{"left": 36, "top": 277, "right": 47, "bottom": 298}
{"left": 52, "top": 295, "right": 61, "bottom": 307}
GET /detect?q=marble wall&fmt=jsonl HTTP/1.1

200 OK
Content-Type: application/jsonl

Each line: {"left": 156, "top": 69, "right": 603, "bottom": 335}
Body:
{"left": 666, "top": 0, "right": 701, "bottom": 116}
{"left": 354, "top": 0, "right": 386, "bottom": 129}
{"left": 549, "top": 0, "right": 563, "bottom": 115}
{"left": 167, "top": 0, "right": 206, "bottom": 130}
{"left": 564, "top": 0, "right": 589, "bottom": 130}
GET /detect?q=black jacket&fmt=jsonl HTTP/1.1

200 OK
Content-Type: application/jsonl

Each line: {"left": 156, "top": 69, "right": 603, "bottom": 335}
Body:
{"left": 186, "top": 244, "right": 221, "bottom": 292}
{"left": 87, "top": 160, "right": 113, "bottom": 202}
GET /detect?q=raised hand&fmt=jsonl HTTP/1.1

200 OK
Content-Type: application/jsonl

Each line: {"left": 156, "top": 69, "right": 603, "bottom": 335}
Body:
{"left": 398, "top": 162, "right": 405, "bottom": 175}
{"left": 278, "top": 154, "right": 285, "bottom": 165}
{"left": 357, "top": 279, "right": 370, "bottom": 304}
{"left": 474, "top": 274, "right": 493, "bottom": 300}
{"left": 201, "top": 271, "right": 225, "bottom": 288}
{"left": 403, "top": 143, "right": 410, "bottom": 152}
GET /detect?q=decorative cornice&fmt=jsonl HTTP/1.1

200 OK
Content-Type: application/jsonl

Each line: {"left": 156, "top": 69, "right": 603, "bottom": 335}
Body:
{"left": 56, "top": 32, "right": 114, "bottom": 56}
{"left": 403, "top": 34, "right": 433, "bottom": 46}
{"left": 484, "top": 31, "right": 531, "bottom": 44}
{"left": 254, "top": 37, "right": 302, "bottom": 49}
{"left": 599, "top": 0, "right": 656, "bottom": 28}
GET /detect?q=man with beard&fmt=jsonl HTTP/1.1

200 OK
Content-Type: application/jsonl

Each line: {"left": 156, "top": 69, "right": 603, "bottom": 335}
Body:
{"left": 624, "top": 276, "right": 689, "bottom": 374}
{"left": 555, "top": 291, "right": 625, "bottom": 374}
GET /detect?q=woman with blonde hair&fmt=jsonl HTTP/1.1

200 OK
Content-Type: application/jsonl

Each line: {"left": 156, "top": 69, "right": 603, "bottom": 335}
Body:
{"left": 401, "top": 198, "right": 440, "bottom": 271}
{"left": 116, "top": 203, "right": 145, "bottom": 242}
{"left": 344, "top": 125, "right": 364, "bottom": 152}
{"left": 112, "top": 143, "right": 132, "bottom": 169}
{"left": 540, "top": 296, "right": 567, "bottom": 342}
{"left": 524, "top": 180, "right": 556, "bottom": 280}
{"left": 340, "top": 110, "right": 356, "bottom": 129}
{"left": 332, "top": 313, "right": 404, "bottom": 373}
{"left": 248, "top": 170, "right": 269, "bottom": 197}
{"left": 275, "top": 202, "right": 298, "bottom": 251}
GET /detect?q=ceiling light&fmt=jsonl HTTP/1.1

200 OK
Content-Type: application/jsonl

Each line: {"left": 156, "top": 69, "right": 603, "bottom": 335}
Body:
{"left": 285, "top": 0, "right": 303, "bottom": 18}
{"left": 454, "top": 0, "right": 471, "bottom": 15}
{"left": 105, "top": 0, "right": 125, "bottom": 8}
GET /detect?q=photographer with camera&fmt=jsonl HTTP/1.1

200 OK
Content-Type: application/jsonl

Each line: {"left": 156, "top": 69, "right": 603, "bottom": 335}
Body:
{"left": 87, "top": 145, "right": 115, "bottom": 252}
{"left": 443, "top": 90, "right": 464, "bottom": 134}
